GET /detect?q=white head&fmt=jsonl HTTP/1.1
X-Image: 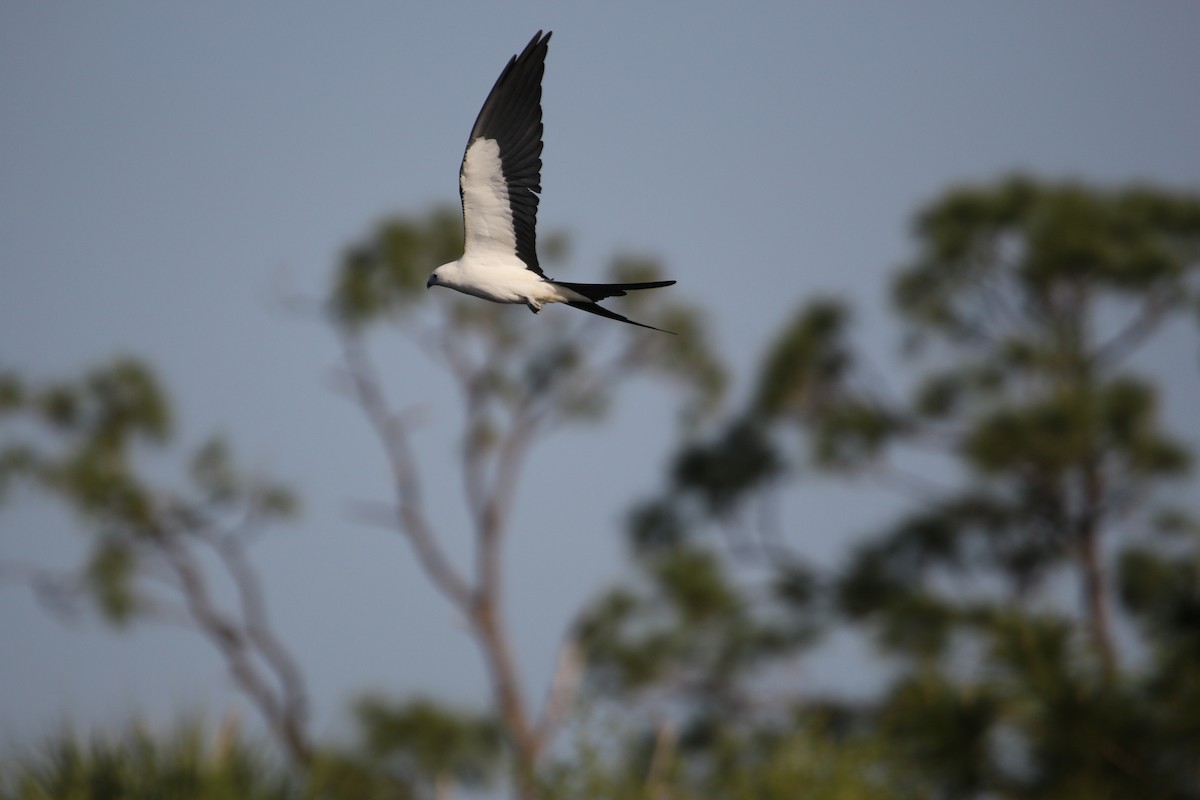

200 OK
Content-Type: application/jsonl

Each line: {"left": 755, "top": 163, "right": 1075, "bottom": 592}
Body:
{"left": 426, "top": 261, "right": 459, "bottom": 290}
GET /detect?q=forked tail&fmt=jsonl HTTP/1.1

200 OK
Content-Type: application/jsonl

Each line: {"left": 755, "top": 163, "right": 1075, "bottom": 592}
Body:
{"left": 553, "top": 279, "right": 676, "bottom": 302}
{"left": 553, "top": 279, "right": 677, "bottom": 333}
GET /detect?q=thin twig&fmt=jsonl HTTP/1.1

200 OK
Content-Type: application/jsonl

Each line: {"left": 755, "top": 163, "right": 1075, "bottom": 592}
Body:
{"left": 341, "top": 333, "right": 473, "bottom": 611}
{"left": 199, "top": 524, "right": 311, "bottom": 757}
{"left": 1092, "top": 286, "right": 1177, "bottom": 369}
{"left": 534, "top": 634, "right": 583, "bottom": 756}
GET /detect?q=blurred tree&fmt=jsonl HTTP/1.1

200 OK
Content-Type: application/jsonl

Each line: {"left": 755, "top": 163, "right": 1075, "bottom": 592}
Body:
{"left": 326, "top": 205, "right": 723, "bottom": 799}
{"left": 0, "top": 719, "right": 294, "bottom": 800}
{"left": 352, "top": 696, "right": 500, "bottom": 800}
{"left": 872, "top": 177, "right": 1199, "bottom": 676}
{"left": 2, "top": 206, "right": 722, "bottom": 799}
{"left": 581, "top": 176, "right": 1200, "bottom": 797}
{"left": 0, "top": 361, "right": 312, "bottom": 765}
{"left": 9, "top": 179, "right": 1198, "bottom": 798}
{"left": 541, "top": 712, "right": 899, "bottom": 800}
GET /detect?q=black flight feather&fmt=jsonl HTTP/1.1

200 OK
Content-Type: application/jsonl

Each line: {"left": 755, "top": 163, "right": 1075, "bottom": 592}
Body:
{"left": 566, "top": 300, "right": 676, "bottom": 334}
{"left": 553, "top": 279, "right": 676, "bottom": 303}
{"left": 461, "top": 31, "right": 550, "bottom": 274}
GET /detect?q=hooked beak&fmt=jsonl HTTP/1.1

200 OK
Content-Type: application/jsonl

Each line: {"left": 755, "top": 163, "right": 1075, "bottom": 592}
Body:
{"left": 426, "top": 275, "right": 437, "bottom": 289}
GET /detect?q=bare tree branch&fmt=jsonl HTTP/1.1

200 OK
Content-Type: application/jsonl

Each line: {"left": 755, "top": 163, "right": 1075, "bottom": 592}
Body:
{"left": 1092, "top": 285, "right": 1178, "bottom": 369}
{"left": 534, "top": 634, "right": 583, "bottom": 756}
{"left": 341, "top": 333, "right": 473, "bottom": 612}
{"left": 197, "top": 523, "right": 312, "bottom": 760}
{"left": 157, "top": 533, "right": 314, "bottom": 763}
{"left": 643, "top": 718, "right": 678, "bottom": 799}
{"left": 0, "top": 558, "right": 88, "bottom": 622}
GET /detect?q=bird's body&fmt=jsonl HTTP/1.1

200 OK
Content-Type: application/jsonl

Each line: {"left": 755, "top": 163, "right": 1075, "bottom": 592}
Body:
{"left": 426, "top": 31, "right": 676, "bottom": 333}
{"left": 430, "top": 252, "right": 588, "bottom": 311}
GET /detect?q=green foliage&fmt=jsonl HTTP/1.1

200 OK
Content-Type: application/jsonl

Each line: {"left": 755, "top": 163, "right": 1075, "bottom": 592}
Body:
{"left": 836, "top": 179, "right": 1200, "bottom": 798}
{"left": 85, "top": 537, "right": 137, "bottom": 624}
{"left": 981, "top": 610, "right": 1185, "bottom": 798}
{"left": 0, "top": 360, "right": 170, "bottom": 529}
{"left": 1120, "top": 535, "right": 1200, "bottom": 733}
{"left": 300, "top": 752, "right": 416, "bottom": 800}
{"left": 670, "top": 419, "right": 782, "bottom": 518}
{"left": 580, "top": 177, "right": 1200, "bottom": 799}
{"left": 352, "top": 696, "right": 501, "bottom": 791}
{"left": 0, "top": 716, "right": 908, "bottom": 800}
{"left": 10, "top": 181, "right": 1200, "bottom": 797}
{"left": 854, "top": 177, "right": 1197, "bottom": 598}
{"left": 751, "top": 300, "right": 910, "bottom": 467}
{"left": 579, "top": 543, "right": 814, "bottom": 749}
{"left": 331, "top": 183, "right": 1200, "bottom": 795}
{"left": 0, "top": 721, "right": 293, "bottom": 800}
{"left": 5, "top": 208, "right": 736, "bottom": 798}
{"left": 626, "top": 498, "right": 689, "bottom": 553}
{"left": 2, "top": 361, "right": 311, "bottom": 771}
{"left": 850, "top": 603, "right": 1200, "bottom": 799}
{"left": 810, "top": 400, "right": 905, "bottom": 469}
{"left": 0, "top": 719, "right": 435, "bottom": 800}
{"left": 879, "top": 670, "right": 1003, "bottom": 796}
{"left": 704, "top": 725, "right": 899, "bottom": 800}
{"left": 964, "top": 378, "right": 1190, "bottom": 480}
{"left": 1, "top": 360, "right": 298, "bottom": 626}
{"left": 542, "top": 712, "right": 902, "bottom": 800}
{"left": 895, "top": 176, "right": 1200, "bottom": 344}
{"left": 652, "top": 549, "right": 738, "bottom": 623}
{"left": 607, "top": 255, "right": 728, "bottom": 422}
{"left": 753, "top": 299, "right": 852, "bottom": 420}
{"left": 330, "top": 206, "right": 464, "bottom": 326}
{"left": 0, "top": 371, "right": 26, "bottom": 427}
{"left": 640, "top": 303, "right": 727, "bottom": 424}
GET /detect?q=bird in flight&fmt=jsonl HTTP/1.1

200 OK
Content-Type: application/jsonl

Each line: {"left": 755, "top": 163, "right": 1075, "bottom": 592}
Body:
{"left": 426, "top": 31, "right": 676, "bottom": 333}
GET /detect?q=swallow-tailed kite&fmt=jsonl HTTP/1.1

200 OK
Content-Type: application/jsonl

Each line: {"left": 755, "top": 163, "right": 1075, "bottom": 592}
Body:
{"left": 425, "top": 31, "right": 675, "bottom": 333}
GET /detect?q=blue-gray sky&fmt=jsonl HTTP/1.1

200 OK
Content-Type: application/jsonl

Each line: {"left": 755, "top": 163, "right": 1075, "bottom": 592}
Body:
{"left": 3, "top": 3, "right": 1199, "bottom": 746}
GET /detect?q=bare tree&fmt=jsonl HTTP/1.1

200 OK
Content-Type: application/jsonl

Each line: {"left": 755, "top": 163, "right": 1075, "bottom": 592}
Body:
{"left": 0, "top": 209, "right": 721, "bottom": 797}
{"left": 0, "top": 361, "right": 314, "bottom": 765}
{"left": 329, "top": 208, "right": 721, "bottom": 796}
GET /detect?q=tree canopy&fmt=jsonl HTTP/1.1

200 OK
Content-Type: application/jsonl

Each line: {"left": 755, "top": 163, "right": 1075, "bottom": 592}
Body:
{"left": 5, "top": 177, "right": 1200, "bottom": 799}
{"left": 581, "top": 176, "right": 1200, "bottom": 798}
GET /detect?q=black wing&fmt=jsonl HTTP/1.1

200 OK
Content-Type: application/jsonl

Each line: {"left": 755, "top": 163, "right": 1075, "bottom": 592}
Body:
{"left": 458, "top": 31, "right": 550, "bottom": 274}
